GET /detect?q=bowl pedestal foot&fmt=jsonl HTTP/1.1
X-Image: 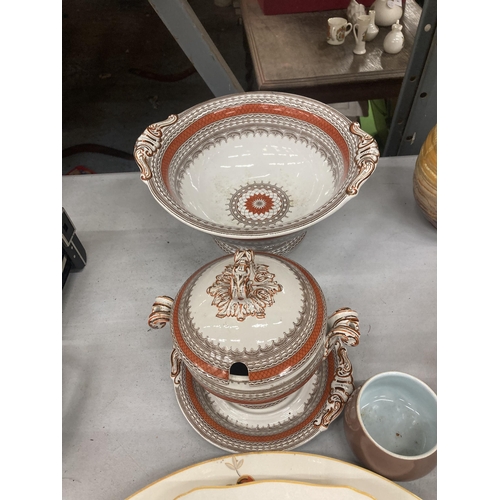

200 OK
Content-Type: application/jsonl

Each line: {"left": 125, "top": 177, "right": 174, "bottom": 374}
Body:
{"left": 213, "top": 230, "right": 307, "bottom": 255}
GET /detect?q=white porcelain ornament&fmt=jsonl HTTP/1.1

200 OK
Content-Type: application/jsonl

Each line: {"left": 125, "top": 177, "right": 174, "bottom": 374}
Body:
{"left": 365, "top": 10, "right": 379, "bottom": 41}
{"left": 383, "top": 20, "right": 404, "bottom": 54}
{"left": 353, "top": 14, "right": 371, "bottom": 55}
{"left": 373, "top": 0, "right": 403, "bottom": 27}
{"left": 327, "top": 17, "right": 353, "bottom": 46}
{"left": 347, "top": 0, "right": 367, "bottom": 25}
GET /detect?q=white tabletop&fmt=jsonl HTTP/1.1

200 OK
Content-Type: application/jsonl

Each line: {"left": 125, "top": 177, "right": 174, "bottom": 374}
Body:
{"left": 62, "top": 155, "right": 437, "bottom": 500}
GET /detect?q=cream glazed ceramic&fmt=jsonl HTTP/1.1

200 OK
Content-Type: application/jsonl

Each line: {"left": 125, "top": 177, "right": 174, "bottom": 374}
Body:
{"left": 134, "top": 91, "right": 379, "bottom": 255}
{"left": 365, "top": 11, "right": 379, "bottom": 42}
{"left": 353, "top": 15, "right": 371, "bottom": 55}
{"left": 327, "top": 17, "right": 353, "bottom": 46}
{"left": 148, "top": 249, "right": 360, "bottom": 406}
{"left": 383, "top": 20, "right": 404, "bottom": 54}
{"left": 176, "top": 480, "right": 376, "bottom": 500}
{"left": 372, "top": 0, "right": 403, "bottom": 27}
{"left": 126, "top": 452, "right": 421, "bottom": 500}
{"left": 347, "top": 0, "right": 367, "bottom": 25}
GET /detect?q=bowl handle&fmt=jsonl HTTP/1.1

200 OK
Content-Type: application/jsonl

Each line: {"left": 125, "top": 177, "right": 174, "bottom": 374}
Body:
{"left": 133, "top": 115, "right": 178, "bottom": 181}
{"left": 347, "top": 122, "right": 380, "bottom": 196}
{"left": 314, "top": 310, "right": 359, "bottom": 430}
{"left": 148, "top": 295, "right": 174, "bottom": 329}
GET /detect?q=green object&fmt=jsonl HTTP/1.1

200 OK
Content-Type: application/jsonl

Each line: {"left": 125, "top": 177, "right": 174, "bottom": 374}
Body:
{"left": 360, "top": 99, "right": 391, "bottom": 153}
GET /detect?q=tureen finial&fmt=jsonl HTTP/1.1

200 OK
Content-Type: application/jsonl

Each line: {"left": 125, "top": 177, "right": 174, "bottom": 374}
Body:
{"left": 206, "top": 250, "right": 282, "bottom": 321}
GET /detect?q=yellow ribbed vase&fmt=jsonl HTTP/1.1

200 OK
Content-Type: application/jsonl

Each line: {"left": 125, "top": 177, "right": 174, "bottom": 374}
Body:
{"left": 413, "top": 125, "right": 437, "bottom": 227}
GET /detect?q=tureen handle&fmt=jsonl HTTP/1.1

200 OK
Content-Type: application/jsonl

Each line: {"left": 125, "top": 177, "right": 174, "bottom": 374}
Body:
{"left": 347, "top": 122, "right": 380, "bottom": 196}
{"left": 170, "top": 347, "right": 182, "bottom": 386}
{"left": 324, "top": 307, "right": 360, "bottom": 359}
{"left": 148, "top": 296, "right": 174, "bottom": 329}
{"left": 133, "top": 114, "right": 178, "bottom": 181}
{"left": 313, "top": 316, "right": 359, "bottom": 431}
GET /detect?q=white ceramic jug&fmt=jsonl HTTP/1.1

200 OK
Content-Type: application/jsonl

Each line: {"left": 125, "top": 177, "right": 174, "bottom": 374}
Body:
{"left": 372, "top": 0, "right": 403, "bottom": 27}
{"left": 383, "top": 20, "right": 404, "bottom": 54}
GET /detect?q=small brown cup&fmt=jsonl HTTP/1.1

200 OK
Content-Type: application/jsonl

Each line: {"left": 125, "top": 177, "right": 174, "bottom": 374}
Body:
{"left": 344, "top": 371, "right": 437, "bottom": 482}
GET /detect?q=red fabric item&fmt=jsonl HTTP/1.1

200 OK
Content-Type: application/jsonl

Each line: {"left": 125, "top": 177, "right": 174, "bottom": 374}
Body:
{"left": 66, "top": 165, "right": 96, "bottom": 175}
{"left": 256, "top": 0, "right": 375, "bottom": 15}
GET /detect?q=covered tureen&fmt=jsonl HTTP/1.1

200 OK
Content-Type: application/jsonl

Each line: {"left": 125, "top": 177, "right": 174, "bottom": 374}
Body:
{"left": 148, "top": 250, "right": 360, "bottom": 406}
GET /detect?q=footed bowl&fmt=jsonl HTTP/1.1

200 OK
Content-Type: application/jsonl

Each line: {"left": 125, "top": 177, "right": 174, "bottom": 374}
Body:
{"left": 134, "top": 91, "right": 379, "bottom": 254}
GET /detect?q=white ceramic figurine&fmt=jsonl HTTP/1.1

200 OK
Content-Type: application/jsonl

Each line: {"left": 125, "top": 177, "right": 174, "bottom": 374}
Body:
{"left": 383, "top": 20, "right": 404, "bottom": 54}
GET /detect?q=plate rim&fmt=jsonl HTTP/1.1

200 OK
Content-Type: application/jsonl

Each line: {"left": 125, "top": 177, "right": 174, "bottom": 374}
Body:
{"left": 175, "top": 478, "right": 376, "bottom": 500}
{"left": 125, "top": 450, "right": 422, "bottom": 500}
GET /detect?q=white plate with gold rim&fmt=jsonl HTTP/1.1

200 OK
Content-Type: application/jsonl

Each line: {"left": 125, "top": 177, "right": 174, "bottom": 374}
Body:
{"left": 175, "top": 479, "right": 375, "bottom": 499}
{"left": 126, "top": 451, "right": 421, "bottom": 500}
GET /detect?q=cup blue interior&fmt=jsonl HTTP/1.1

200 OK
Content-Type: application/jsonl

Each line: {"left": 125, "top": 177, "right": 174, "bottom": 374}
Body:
{"left": 358, "top": 372, "right": 437, "bottom": 457}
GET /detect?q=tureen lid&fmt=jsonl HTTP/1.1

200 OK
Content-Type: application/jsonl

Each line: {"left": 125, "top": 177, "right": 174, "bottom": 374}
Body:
{"left": 169, "top": 250, "right": 326, "bottom": 383}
